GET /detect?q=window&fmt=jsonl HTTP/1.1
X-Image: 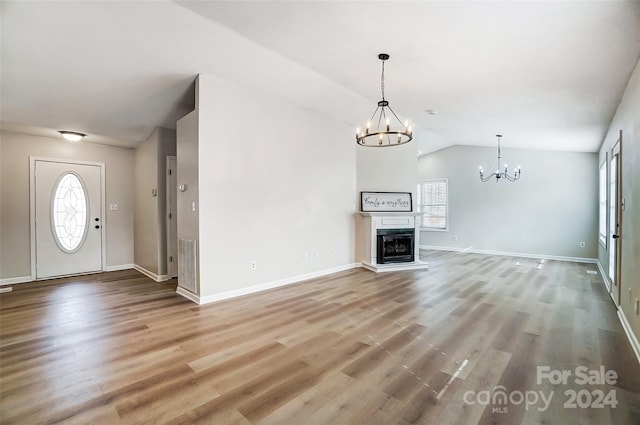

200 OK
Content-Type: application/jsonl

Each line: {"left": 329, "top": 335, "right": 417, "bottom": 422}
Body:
{"left": 599, "top": 157, "right": 607, "bottom": 247}
{"left": 417, "top": 179, "right": 448, "bottom": 230}
{"left": 52, "top": 172, "right": 88, "bottom": 252}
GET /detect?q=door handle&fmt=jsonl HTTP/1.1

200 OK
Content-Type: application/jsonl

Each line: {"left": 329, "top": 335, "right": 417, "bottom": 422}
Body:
{"left": 612, "top": 234, "right": 619, "bottom": 239}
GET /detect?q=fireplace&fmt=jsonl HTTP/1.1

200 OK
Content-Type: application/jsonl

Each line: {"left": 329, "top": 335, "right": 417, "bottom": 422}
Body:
{"left": 376, "top": 228, "right": 415, "bottom": 264}
{"left": 358, "top": 211, "right": 427, "bottom": 272}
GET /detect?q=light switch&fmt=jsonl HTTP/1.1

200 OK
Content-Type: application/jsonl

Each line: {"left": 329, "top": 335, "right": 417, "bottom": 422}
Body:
{"left": 191, "top": 201, "right": 196, "bottom": 212}
{"left": 110, "top": 203, "right": 119, "bottom": 211}
{"left": 152, "top": 188, "right": 158, "bottom": 197}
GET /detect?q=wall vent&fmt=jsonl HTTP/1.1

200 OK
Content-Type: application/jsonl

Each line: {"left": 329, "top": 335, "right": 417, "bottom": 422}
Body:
{"left": 178, "top": 239, "right": 197, "bottom": 294}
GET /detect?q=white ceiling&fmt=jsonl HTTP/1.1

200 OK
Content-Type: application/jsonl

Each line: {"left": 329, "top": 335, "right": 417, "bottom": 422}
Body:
{"left": 2, "top": 1, "right": 639, "bottom": 154}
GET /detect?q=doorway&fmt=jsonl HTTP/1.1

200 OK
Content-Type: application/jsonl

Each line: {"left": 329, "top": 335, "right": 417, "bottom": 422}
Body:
{"left": 31, "top": 158, "right": 105, "bottom": 279}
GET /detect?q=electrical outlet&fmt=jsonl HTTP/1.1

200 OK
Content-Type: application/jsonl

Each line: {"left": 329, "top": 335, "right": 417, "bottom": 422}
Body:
{"left": 453, "top": 235, "right": 458, "bottom": 241}
{"left": 250, "top": 260, "right": 257, "bottom": 270}
{"left": 579, "top": 242, "right": 585, "bottom": 248}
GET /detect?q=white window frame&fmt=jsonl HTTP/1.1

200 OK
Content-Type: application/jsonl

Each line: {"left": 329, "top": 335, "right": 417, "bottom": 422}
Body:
{"left": 417, "top": 179, "right": 448, "bottom": 231}
{"left": 599, "top": 155, "right": 608, "bottom": 248}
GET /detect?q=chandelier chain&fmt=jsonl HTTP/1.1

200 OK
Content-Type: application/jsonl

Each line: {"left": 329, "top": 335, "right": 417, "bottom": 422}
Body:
{"left": 380, "top": 59, "right": 385, "bottom": 101}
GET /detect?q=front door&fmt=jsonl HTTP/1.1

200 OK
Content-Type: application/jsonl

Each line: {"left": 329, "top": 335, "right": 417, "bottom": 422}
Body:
{"left": 34, "top": 159, "right": 103, "bottom": 279}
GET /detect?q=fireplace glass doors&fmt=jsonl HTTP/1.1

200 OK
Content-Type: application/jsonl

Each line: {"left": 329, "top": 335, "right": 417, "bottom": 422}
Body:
{"left": 376, "top": 228, "right": 415, "bottom": 264}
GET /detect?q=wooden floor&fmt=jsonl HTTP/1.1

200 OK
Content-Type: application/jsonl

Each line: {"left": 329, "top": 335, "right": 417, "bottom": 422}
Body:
{"left": 1, "top": 250, "right": 639, "bottom": 424}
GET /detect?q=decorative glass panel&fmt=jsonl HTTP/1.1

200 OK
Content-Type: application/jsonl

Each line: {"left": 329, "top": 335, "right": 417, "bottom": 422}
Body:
{"left": 599, "top": 158, "right": 607, "bottom": 247}
{"left": 52, "top": 172, "right": 88, "bottom": 252}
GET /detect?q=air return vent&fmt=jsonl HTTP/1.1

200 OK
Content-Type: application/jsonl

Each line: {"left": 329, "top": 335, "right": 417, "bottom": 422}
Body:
{"left": 178, "top": 239, "right": 197, "bottom": 294}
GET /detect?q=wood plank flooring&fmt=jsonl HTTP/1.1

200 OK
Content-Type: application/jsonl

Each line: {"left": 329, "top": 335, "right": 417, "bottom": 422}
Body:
{"left": 1, "top": 250, "right": 639, "bottom": 424}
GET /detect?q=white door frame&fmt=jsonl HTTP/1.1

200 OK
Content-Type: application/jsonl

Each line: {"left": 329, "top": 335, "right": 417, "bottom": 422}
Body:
{"left": 609, "top": 133, "right": 623, "bottom": 305}
{"left": 166, "top": 155, "right": 177, "bottom": 278}
{"left": 29, "top": 157, "right": 107, "bottom": 280}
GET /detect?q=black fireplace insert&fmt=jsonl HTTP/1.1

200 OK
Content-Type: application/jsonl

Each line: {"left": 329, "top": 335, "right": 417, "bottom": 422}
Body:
{"left": 376, "top": 228, "right": 415, "bottom": 264}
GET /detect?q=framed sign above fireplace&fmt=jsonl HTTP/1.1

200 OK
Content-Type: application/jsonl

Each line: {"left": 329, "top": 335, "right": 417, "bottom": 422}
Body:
{"left": 361, "top": 191, "right": 412, "bottom": 212}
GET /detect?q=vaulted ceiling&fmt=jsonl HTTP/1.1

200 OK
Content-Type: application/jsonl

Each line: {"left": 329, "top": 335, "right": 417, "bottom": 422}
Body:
{"left": 2, "top": 1, "right": 639, "bottom": 154}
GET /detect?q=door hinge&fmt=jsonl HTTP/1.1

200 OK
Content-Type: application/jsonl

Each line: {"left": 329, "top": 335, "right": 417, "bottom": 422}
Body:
{"left": 170, "top": 256, "right": 173, "bottom": 262}
{"left": 168, "top": 213, "right": 172, "bottom": 219}
{"left": 168, "top": 169, "right": 172, "bottom": 175}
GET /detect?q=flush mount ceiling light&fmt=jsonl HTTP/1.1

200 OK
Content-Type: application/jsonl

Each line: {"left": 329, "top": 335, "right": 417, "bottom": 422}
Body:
{"left": 479, "top": 135, "right": 522, "bottom": 182}
{"left": 59, "top": 131, "right": 85, "bottom": 142}
{"left": 356, "top": 53, "right": 413, "bottom": 147}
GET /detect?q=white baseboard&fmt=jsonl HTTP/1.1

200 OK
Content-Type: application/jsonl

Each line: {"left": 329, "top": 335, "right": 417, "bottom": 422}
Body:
{"left": 176, "top": 286, "right": 200, "bottom": 304}
{"left": 596, "top": 260, "right": 612, "bottom": 293}
{"left": 0, "top": 276, "right": 31, "bottom": 286}
{"left": 187, "top": 263, "right": 361, "bottom": 306}
{"left": 105, "top": 264, "right": 134, "bottom": 272}
{"left": 618, "top": 308, "right": 640, "bottom": 366}
{"left": 133, "top": 265, "right": 170, "bottom": 282}
{"left": 419, "top": 245, "right": 597, "bottom": 264}
{"left": 595, "top": 261, "right": 640, "bottom": 366}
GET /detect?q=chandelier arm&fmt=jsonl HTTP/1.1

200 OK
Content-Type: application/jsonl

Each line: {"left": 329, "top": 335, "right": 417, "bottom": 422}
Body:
{"left": 386, "top": 104, "right": 406, "bottom": 127}
{"left": 368, "top": 106, "right": 381, "bottom": 125}
{"left": 480, "top": 172, "right": 495, "bottom": 183}
{"left": 375, "top": 108, "right": 384, "bottom": 131}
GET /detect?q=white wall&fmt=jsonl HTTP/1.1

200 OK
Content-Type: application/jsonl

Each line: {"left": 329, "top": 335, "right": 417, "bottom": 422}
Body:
{"left": 194, "top": 74, "right": 356, "bottom": 298}
{"left": 176, "top": 110, "right": 200, "bottom": 291}
{"left": 0, "top": 130, "right": 135, "bottom": 280}
{"left": 598, "top": 58, "right": 640, "bottom": 344}
{"left": 134, "top": 129, "right": 160, "bottom": 275}
{"left": 355, "top": 142, "right": 418, "bottom": 260}
{"left": 418, "top": 145, "right": 598, "bottom": 259}
{"left": 134, "top": 127, "right": 177, "bottom": 279}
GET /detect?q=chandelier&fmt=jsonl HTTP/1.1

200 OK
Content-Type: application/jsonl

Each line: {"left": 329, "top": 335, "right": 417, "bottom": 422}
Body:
{"left": 479, "top": 135, "right": 522, "bottom": 182}
{"left": 356, "top": 53, "right": 413, "bottom": 147}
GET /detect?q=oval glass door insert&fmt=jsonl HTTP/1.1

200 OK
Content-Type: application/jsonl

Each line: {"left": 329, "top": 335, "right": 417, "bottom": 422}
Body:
{"left": 51, "top": 172, "right": 89, "bottom": 253}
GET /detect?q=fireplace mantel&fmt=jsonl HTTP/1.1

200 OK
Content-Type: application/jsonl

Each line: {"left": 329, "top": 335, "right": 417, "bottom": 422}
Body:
{"left": 358, "top": 212, "right": 429, "bottom": 272}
